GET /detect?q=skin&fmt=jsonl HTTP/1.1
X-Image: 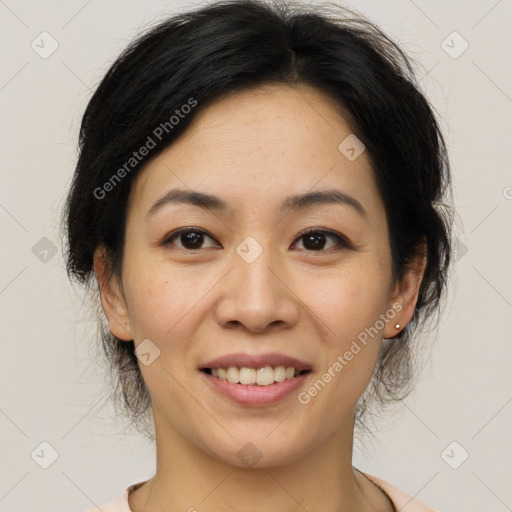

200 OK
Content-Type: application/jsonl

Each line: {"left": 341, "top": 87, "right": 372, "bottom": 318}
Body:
{"left": 94, "top": 83, "right": 425, "bottom": 512}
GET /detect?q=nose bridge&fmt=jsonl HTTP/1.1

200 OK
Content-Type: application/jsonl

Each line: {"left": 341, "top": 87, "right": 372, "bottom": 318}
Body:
{"left": 236, "top": 235, "right": 278, "bottom": 295}
{"left": 214, "top": 234, "right": 299, "bottom": 331}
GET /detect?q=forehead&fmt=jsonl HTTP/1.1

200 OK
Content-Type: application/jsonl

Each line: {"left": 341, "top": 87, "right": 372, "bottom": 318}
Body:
{"left": 128, "top": 83, "right": 382, "bottom": 218}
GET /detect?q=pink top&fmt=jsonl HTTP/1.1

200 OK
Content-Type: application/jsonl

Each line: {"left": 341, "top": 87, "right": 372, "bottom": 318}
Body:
{"left": 85, "top": 472, "right": 437, "bottom": 512}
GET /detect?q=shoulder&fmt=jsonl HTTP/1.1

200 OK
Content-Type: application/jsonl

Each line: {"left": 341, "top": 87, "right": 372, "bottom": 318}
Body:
{"left": 83, "top": 475, "right": 437, "bottom": 512}
{"left": 82, "top": 481, "right": 145, "bottom": 512}
{"left": 83, "top": 492, "right": 129, "bottom": 512}
{"left": 361, "top": 472, "right": 438, "bottom": 512}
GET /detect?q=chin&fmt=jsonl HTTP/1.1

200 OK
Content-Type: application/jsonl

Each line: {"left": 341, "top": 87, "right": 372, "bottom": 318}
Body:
{"left": 199, "top": 423, "right": 317, "bottom": 469}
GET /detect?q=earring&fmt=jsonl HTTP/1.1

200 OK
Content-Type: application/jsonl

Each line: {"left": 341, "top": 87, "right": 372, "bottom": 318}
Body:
{"left": 395, "top": 324, "right": 401, "bottom": 329}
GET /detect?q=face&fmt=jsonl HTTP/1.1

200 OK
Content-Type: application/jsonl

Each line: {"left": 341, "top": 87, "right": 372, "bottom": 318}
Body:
{"left": 95, "top": 83, "right": 421, "bottom": 468}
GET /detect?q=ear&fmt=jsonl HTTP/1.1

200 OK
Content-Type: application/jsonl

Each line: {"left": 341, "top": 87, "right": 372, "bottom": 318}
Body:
{"left": 93, "top": 245, "right": 133, "bottom": 341}
{"left": 383, "top": 239, "right": 427, "bottom": 339}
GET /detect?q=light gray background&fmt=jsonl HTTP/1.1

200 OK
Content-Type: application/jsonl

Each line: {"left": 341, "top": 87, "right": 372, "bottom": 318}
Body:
{"left": 1, "top": 0, "right": 511, "bottom": 511}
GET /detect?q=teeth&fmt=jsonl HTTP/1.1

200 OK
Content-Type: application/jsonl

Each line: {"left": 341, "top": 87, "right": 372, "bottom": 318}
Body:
{"left": 207, "top": 365, "right": 305, "bottom": 385}
{"left": 227, "top": 366, "right": 241, "bottom": 384}
{"left": 274, "top": 365, "right": 287, "bottom": 382}
{"left": 257, "top": 366, "right": 274, "bottom": 385}
{"left": 239, "top": 367, "right": 256, "bottom": 385}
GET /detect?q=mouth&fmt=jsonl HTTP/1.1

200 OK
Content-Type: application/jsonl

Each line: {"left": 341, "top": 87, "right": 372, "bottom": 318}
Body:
{"left": 200, "top": 366, "right": 312, "bottom": 386}
{"left": 198, "top": 352, "right": 313, "bottom": 407}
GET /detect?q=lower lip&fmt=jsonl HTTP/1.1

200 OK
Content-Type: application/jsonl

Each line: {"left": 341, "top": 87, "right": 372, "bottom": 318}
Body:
{"left": 200, "top": 371, "right": 311, "bottom": 407}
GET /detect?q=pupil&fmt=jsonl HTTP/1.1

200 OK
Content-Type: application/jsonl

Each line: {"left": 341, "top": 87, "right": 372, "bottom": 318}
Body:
{"left": 304, "top": 232, "right": 325, "bottom": 250}
{"left": 182, "top": 231, "right": 203, "bottom": 249}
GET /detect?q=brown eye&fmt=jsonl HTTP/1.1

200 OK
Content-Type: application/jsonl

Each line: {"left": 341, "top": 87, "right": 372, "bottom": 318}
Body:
{"left": 293, "top": 229, "right": 352, "bottom": 252}
{"left": 164, "top": 228, "right": 220, "bottom": 251}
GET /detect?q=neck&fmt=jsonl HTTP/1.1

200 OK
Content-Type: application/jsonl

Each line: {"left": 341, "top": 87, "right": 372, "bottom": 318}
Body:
{"left": 129, "top": 407, "right": 389, "bottom": 512}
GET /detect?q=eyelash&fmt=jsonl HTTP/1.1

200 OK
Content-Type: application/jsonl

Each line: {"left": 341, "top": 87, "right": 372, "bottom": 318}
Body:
{"left": 162, "top": 227, "right": 353, "bottom": 253}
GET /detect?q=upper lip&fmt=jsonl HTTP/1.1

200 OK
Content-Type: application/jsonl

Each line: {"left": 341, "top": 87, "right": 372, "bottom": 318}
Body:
{"left": 199, "top": 352, "right": 312, "bottom": 371}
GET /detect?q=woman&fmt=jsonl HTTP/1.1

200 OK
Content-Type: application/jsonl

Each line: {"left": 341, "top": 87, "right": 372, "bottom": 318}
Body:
{"left": 62, "top": 0, "right": 452, "bottom": 510}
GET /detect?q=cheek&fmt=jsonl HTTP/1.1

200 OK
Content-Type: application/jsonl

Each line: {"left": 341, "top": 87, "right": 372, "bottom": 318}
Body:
{"left": 296, "top": 260, "right": 391, "bottom": 406}
{"left": 122, "top": 256, "right": 202, "bottom": 341}
{"left": 296, "top": 282, "right": 387, "bottom": 436}
{"left": 303, "top": 261, "right": 392, "bottom": 343}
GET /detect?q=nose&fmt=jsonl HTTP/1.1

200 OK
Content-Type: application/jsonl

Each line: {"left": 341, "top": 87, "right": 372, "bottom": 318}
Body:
{"left": 214, "top": 243, "right": 301, "bottom": 333}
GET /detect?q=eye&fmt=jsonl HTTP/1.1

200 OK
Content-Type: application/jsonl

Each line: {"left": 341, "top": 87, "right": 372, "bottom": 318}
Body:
{"left": 162, "top": 227, "right": 352, "bottom": 252}
{"left": 163, "top": 228, "right": 220, "bottom": 251}
{"left": 292, "top": 228, "right": 352, "bottom": 252}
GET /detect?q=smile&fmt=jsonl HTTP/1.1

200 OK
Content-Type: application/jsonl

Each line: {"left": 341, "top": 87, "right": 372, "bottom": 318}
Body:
{"left": 200, "top": 367, "right": 312, "bottom": 407}
{"left": 202, "top": 365, "right": 311, "bottom": 386}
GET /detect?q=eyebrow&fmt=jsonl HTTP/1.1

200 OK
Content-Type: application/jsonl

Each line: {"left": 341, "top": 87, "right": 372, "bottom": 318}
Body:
{"left": 145, "top": 188, "right": 367, "bottom": 219}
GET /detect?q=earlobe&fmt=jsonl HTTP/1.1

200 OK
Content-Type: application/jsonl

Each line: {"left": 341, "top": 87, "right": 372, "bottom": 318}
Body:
{"left": 93, "top": 246, "right": 133, "bottom": 341}
{"left": 384, "top": 242, "right": 427, "bottom": 339}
